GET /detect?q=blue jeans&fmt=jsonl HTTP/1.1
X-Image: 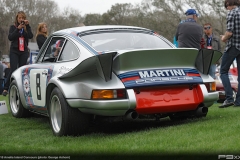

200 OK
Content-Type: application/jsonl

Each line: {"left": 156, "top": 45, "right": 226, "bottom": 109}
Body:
{"left": 0, "top": 79, "right": 4, "bottom": 94}
{"left": 209, "top": 64, "right": 216, "bottom": 79}
{"left": 220, "top": 46, "right": 240, "bottom": 105}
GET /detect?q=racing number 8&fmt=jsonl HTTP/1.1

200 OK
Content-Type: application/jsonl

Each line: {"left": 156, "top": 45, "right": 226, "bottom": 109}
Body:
{"left": 36, "top": 73, "right": 41, "bottom": 100}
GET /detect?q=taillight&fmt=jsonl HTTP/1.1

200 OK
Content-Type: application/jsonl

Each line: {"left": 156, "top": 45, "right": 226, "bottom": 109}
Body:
{"left": 204, "top": 82, "right": 216, "bottom": 92}
{"left": 91, "top": 89, "right": 126, "bottom": 99}
{"left": 117, "top": 90, "right": 125, "bottom": 98}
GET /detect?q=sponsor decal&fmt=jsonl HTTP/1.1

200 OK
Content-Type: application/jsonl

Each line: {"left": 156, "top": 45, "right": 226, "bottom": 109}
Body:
{"left": 21, "top": 65, "right": 54, "bottom": 109}
{"left": 23, "top": 75, "right": 30, "bottom": 96}
{"left": 118, "top": 68, "right": 202, "bottom": 88}
{"left": 138, "top": 69, "right": 185, "bottom": 78}
{"left": 57, "top": 66, "right": 72, "bottom": 75}
{"left": 136, "top": 76, "right": 193, "bottom": 84}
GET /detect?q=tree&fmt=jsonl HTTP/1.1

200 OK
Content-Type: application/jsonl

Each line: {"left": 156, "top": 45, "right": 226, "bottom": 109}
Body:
{"left": 84, "top": 13, "right": 103, "bottom": 25}
{"left": 0, "top": 0, "right": 229, "bottom": 55}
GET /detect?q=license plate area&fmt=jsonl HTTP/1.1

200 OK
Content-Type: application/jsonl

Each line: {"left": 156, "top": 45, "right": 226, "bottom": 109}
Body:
{"left": 134, "top": 85, "right": 203, "bottom": 114}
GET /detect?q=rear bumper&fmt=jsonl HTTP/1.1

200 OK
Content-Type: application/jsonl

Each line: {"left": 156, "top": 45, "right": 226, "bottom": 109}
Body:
{"left": 135, "top": 84, "right": 218, "bottom": 114}
{"left": 198, "top": 84, "right": 218, "bottom": 107}
{"left": 67, "top": 99, "right": 130, "bottom": 116}
{"left": 66, "top": 84, "right": 218, "bottom": 116}
{"left": 67, "top": 89, "right": 136, "bottom": 116}
{"left": 218, "top": 91, "right": 226, "bottom": 100}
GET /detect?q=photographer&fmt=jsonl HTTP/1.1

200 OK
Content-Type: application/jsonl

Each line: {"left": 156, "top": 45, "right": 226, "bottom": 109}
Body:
{"left": 2, "top": 11, "right": 33, "bottom": 96}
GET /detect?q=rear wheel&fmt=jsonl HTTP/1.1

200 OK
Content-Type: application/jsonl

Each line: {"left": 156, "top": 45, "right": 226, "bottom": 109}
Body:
{"left": 217, "top": 90, "right": 237, "bottom": 103}
{"left": 9, "top": 80, "right": 31, "bottom": 118}
{"left": 233, "top": 90, "right": 237, "bottom": 101}
{"left": 48, "top": 87, "right": 90, "bottom": 136}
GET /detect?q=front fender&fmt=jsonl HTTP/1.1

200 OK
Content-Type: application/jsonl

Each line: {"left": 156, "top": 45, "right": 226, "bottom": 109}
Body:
{"left": 11, "top": 67, "right": 28, "bottom": 108}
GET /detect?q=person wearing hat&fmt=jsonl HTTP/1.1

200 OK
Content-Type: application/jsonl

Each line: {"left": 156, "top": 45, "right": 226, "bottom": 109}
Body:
{"left": 175, "top": 9, "right": 203, "bottom": 49}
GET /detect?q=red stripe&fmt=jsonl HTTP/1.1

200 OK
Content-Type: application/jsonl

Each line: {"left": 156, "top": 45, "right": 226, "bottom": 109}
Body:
{"left": 187, "top": 73, "right": 200, "bottom": 77}
{"left": 28, "top": 97, "right": 34, "bottom": 108}
{"left": 121, "top": 76, "right": 140, "bottom": 82}
{"left": 24, "top": 67, "right": 29, "bottom": 75}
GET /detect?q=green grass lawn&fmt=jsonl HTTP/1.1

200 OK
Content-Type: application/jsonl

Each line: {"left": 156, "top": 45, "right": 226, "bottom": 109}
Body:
{"left": 0, "top": 95, "right": 240, "bottom": 159}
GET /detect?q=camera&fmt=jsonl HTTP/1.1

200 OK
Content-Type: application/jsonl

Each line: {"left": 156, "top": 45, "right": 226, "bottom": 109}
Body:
{"left": 21, "top": 21, "right": 25, "bottom": 25}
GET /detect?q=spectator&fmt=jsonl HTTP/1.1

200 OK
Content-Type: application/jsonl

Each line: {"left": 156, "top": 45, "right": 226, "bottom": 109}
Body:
{"left": 202, "top": 23, "right": 221, "bottom": 79}
{"left": 219, "top": 0, "right": 240, "bottom": 108}
{"left": 36, "top": 22, "right": 48, "bottom": 50}
{"left": 1, "top": 59, "right": 7, "bottom": 72}
{"left": 0, "top": 61, "right": 4, "bottom": 95}
{"left": 175, "top": 9, "right": 203, "bottom": 49}
{"left": 53, "top": 39, "right": 64, "bottom": 57}
{"left": 2, "top": 11, "right": 33, "bottom": 96}
{"left": 4, "top": 62, "right": 10, "bottom": 80}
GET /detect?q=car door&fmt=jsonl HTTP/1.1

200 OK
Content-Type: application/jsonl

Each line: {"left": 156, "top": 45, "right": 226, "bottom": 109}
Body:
{"left": 29, "top": 68, "right": 48, "bottom": 106}
{"left": 24, "top": 36, "right": 66, "bottom": 108}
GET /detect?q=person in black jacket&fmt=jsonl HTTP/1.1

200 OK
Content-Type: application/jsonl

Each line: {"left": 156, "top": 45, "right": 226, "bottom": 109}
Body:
{"left": 36, "top": 22, "right": 48, "bottom": 50}
{"left": 175, "top": 9, "right": 203, "bottom": 49}
{"left": 0, "top": 61, "right": 3, "bottom": 95}
{"left": 2, "top": 11, "right": 33, "bottom": 96}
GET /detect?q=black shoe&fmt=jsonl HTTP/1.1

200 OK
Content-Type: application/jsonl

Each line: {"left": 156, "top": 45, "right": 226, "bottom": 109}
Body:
{"left": 219, "top": 100, "right": 234, "bottom": 108}
{"left": 2, "top": 91, "right": 8, "bottom": 96}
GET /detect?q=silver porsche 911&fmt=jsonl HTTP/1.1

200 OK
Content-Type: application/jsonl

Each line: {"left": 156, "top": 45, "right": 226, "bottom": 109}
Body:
{"left": 9, "top": 25, "right": 222, "bottom": 136}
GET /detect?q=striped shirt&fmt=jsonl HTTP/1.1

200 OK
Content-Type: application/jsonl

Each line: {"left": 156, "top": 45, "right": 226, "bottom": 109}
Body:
{"left": 225, "top": 6, "right": 240, "bottom": 52}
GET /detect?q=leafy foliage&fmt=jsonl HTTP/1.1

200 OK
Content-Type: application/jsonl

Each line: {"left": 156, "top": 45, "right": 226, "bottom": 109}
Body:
{"left": 0, "top": 0, "right": 228, "bottom": 56}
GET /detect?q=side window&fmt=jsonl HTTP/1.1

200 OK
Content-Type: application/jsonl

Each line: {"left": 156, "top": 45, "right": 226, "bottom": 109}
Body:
{"left": 38, "top": 37, "right": 65, "bottom": 63}
{"left": 58, "top": 41, "right": 79, "bottom": 61}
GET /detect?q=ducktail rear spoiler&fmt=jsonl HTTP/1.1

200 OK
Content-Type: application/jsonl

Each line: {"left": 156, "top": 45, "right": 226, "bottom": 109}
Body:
{"left": 59, "top": 48, "right": 222, "bottom": 81}
{"left": 195, "top": 48, "right": 222, "bottom": 75}
{"left": 59, "top": 52, "right": 117, "bottom": 81}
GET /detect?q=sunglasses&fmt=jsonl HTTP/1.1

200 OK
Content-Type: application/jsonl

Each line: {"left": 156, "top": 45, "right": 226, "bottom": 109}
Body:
{"left": 204, "top": 26, "right": 211, "bottom": 30}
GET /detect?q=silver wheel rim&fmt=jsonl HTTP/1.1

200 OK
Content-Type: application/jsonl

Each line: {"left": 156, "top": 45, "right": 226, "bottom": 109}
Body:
{"left": 9, "top": 85, "right": 20, "bottom": 114}
{"left": 233, "top": 91, "right": 237, "bottom": 101}
{"left": 50, "top": 95, "right": 62, "bottom": 133}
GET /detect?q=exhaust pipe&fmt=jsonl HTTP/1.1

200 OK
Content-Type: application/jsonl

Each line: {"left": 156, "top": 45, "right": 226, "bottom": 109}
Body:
{"left": 125, "top": 111, "right": 139, "bottom": 120}
{"left": 195, "top": 107, "right": 208, "bottom": 116}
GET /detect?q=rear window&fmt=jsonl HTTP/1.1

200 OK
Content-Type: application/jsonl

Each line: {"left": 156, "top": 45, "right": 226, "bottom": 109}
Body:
{"left": 80, "top": 31, "right": 173, "bottom": 52}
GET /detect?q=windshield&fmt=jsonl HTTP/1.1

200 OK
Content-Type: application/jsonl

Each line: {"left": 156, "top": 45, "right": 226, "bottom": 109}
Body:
{"left": 80, "top": 31, "right": 173, "bottom": 52}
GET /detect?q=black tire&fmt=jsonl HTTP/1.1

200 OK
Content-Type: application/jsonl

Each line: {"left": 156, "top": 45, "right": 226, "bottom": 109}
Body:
{"left": 48, "top": 87, "right": 90, "bottom": 136}
{"left": 9, "top": 80, "right": 31, "bottom": 118}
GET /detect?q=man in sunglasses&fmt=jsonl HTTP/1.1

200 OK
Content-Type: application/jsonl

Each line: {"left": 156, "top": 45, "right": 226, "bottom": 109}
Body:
{"left": 219, "top": 0, "right": 240, "bottom": 108}
{"left": 175, "top": 9, "right": 203, "bottom": 49}
{"left": 202, "top": 23, "right": 221, "bottom": 79}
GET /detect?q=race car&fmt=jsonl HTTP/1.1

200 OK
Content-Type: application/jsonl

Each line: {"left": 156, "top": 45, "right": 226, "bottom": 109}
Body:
{"left": 9, "top": 25, "right": 222, "bottom": 136}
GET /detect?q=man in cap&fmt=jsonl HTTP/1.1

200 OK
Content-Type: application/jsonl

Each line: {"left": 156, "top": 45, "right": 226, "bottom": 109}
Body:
{"left": 175, "top": 9, "right": 203, "bottom": 49}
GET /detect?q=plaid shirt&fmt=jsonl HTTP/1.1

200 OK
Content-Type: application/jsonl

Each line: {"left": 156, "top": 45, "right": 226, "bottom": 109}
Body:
{"left": 225, "top": 6, "right": 240, "bottom": 52}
